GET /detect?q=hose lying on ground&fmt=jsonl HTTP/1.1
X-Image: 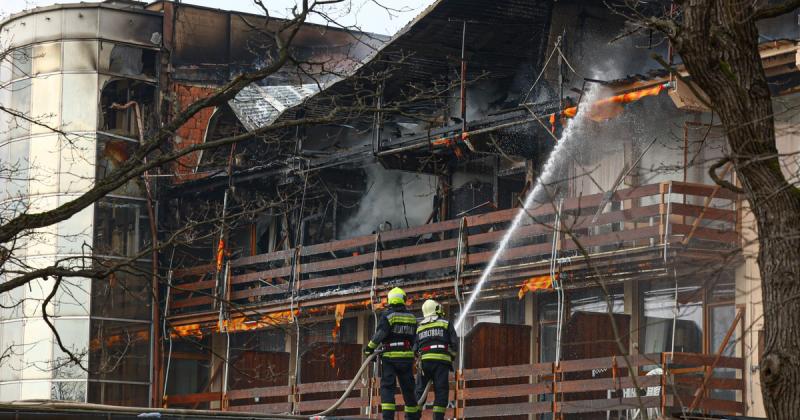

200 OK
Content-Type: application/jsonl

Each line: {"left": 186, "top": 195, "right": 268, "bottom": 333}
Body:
{"left": 310, "top": 352, "right": 432, "bottom": 418}
{"left": 4, "top": 353, "right": 434, "bottom": 420}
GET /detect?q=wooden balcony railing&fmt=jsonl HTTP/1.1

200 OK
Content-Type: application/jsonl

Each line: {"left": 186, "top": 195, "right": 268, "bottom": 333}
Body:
{"left": 169, "top": 181, "right": 739, "bottom": 317}
{"left": 164, "top": 351, "right": 746, "bottom": 418}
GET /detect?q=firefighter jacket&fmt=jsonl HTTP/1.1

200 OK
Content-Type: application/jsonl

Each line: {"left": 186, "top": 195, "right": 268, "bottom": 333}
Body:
{"left": 414, "top": 316, "right": 458, "bottom": 364}
{"left": 367, "top": 305, "right": 417, "bottom": 359}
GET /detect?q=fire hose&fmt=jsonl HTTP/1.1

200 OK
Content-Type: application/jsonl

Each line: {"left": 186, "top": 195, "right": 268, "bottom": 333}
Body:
{"left": 4, "top": 353, "right": 433, "bottom": 420}
{"left": 308, "top": 351, "right": 432, "bottom": 418}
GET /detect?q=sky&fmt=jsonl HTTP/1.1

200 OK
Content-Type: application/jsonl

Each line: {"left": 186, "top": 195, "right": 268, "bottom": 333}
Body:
{"left": 1, "top": 0, "right": 436, "bottom": 36}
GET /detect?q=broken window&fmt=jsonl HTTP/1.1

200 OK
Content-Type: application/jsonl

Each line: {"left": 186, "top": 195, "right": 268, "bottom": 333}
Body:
{"left": 99, "top": 41, "right": 157, "bottom": 79}
{"left": 99, "top": 78, "right": 156, "bottom": 138}
{"left": 96, "top": 136, "right": 142, "bottom": 197}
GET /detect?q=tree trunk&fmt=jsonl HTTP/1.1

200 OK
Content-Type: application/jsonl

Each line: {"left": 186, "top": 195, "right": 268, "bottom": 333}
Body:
{"left": 671, "top": 1, "right": 800, "bottom": 418}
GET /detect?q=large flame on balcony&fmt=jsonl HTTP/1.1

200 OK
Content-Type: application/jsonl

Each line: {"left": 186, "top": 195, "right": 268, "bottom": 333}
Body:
{"left": 549, "top": 83, "right": 669, "bottom": 133}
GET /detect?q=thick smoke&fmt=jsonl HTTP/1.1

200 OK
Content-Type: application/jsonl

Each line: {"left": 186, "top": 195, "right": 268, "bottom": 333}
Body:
{"left": 339, "top": 164, "right": 436, "bottom": 238}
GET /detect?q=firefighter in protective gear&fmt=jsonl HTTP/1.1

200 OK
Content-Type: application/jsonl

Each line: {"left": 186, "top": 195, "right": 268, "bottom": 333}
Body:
{"left": 414, "top": 299, "right": 458, "bottom": 420}
{"left": 364, "top": 287, "right": 420, "bottom": 420}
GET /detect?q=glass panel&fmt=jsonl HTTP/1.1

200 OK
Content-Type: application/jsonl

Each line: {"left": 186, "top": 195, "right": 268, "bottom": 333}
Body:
{"left": 710, "top": 304, "right": 737, "bottom": 401}
{"left": 20, "top": 380, "right": 51, "bottom": 399}
{"left": 30, "top": 74, "right": 61, "bottom": 134}
{"left": 33, "top": 10, "right": 63, "bottom": 42}
{"left": 456, "top": 299, "right": 502, "bottom": 334}
{"left": 539, "top": 323, "right": 557, "bottom": 363}
{"left": 64, "top": 40, "right": 97, "bottom": 72}
{"left": 22, "top": 270, "right": 54, "bottom": 318}
{"left": 569, "top": 286, "right": 624, "bottom": 314}
{"left": 98, "top": 9, "right": 162, "bottom": 47}
{"left": 93, "top": 198, "right": 149, "bottom": 257}
{"left": 11, "top": 46, "right": 33, "bottom": 79}
{"left": 165, "top": 336, "right": 211, "bottom": 396}
{"left": 31, "top": 42, "right": 62, "bottom": 76}
{"left": 710, "top": 305, "right": 736, "bottom": 356}
{"left": 0, "top": 60, "right": 11, "bottom": 146}
{"left": 90, "top": 267, "right": 150, "bottom": 320}
{"left": 11, "top": 46, "right": 33, "bottom": 80}
{"left": 96, "top": 137, "right": 142, "bottom": 197}
{"left": 89, "top": 319, "right": 150, "bottom": 382}
{"left": 53, "top": 277, "right": 90, "bottom": 316}
{"left": 59, "top": 133, "right": 96, "bottom": 194}
{"left": 538, "top": 292, "right": 559, "bottom": 322}
{"left": 57, "top": 201, "right": 94, "bottom": 255}
{"left": 22, "top": 318, "right": 53, "bottom": 380}
{"left": 709, "top": 273, "right": 736, "bottom": 303}
{"left": 0, "top": 320, "right": 23, "bottom": 381}
{"left": 51, "top": 380, "right": 86, "bottom": 402}
{"left": 87, "top": 381, "right": 149, "bottom": 407}
{"left": 62, "top": 74, "right": 98, "bottom": 132}
{"left": 52, "top": 318, "right": 89, "bottom": 379}
{"left": 28, "top": 134, "right": 60, "bottom": 195}
{"left": 640, "top": 280, "right": 704, "bottom": 353}
{"left": 503, "top": 296, "right": 525, "bottom": 324}
{"left": 0, "top": 382, "right": 20, "bottom": 402}
{"left": 10, "top": 78, "right": 32, "bottom": 139}
{"left": 63, "top": 9, "right": 99, "bottom": 39}
{"left": 5, "top": 17, "right": 36, "bottom": 49}
{"left": 1, "top": 286, "right": 24, "bottom": 319}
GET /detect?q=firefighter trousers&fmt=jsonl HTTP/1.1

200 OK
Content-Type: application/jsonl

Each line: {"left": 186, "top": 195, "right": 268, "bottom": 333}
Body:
{"left": 380, "top": 358, "right": 419, "bottom": 420}
{"left": 415, "top": 360, "right": 450, "bottom": 420}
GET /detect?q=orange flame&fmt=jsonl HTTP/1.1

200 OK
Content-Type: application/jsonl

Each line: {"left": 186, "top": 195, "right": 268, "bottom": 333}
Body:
{"left": 332, "top": 303, "right": 346, "bottom": 339}
{"left": 518, "top": 274, "right": 556, "bottom": 299}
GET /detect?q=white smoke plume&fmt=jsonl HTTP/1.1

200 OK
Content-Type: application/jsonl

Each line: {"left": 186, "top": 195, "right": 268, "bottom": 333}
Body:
{"left": 339, "top": 164, "right": 436, "bottom": 238}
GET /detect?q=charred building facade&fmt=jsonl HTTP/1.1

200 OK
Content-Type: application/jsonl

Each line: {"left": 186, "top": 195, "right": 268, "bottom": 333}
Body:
{"left": 2, "top": 0, "right": 800, "bottom": 418}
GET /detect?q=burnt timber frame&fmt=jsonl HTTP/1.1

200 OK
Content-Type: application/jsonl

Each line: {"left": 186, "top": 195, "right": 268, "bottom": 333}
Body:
{"left": 167, "top": 180, "right": 740, "bottom": 332}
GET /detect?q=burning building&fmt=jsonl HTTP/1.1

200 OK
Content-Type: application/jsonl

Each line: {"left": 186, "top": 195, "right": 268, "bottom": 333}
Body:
{"left": 1, "top": 0, "right": 800, "bottom": 418}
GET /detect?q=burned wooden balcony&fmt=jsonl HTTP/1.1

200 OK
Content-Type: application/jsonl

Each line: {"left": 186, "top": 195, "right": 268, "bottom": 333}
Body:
{"left": 167, "top": 180, "right": 740, "bottom": 327}
{"left": 164, "top": 351, "right": 746, "bottom": 418}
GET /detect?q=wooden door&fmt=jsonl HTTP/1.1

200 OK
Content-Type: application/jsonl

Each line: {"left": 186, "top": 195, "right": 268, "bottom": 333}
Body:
{"left": 560, "top": 311, "right": 631, "bottom": 420}
{"left": 464, "top": 323, "right": 532, "bottom": 420}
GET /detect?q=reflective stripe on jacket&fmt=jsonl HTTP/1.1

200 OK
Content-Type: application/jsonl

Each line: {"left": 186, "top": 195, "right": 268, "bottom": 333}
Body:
{"left": 367, "top": 305, "right": 417, "bottom": 359}
{"left": 415, "top": 317, "right": 458, "bottom": 364}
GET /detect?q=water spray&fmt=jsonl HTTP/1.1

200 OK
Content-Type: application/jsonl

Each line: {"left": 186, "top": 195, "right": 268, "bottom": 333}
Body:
{"left": 454, "top": 86, "right": 599, "bottom": 331}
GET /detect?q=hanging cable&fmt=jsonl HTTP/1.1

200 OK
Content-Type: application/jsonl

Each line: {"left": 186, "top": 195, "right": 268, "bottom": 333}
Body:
{"left": 289, "top": 166, "right": 309, "bottom": 415}
{"left": 454, "top": 217, "right": 467, "bottom": 374}
{"left": 664, "top": 182, "right": 673, "bottom": 265}
{"left": 367, "top": 232, "right": 380, "bottom": 417}
{"left": 671, "top": 267, "right": 678, "bottom": 355}
{"left": 552, "top": 199, "right": 564, "bottom": 365}
{"left": 161, "top": 248, "right": 176, "bottom": 404}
